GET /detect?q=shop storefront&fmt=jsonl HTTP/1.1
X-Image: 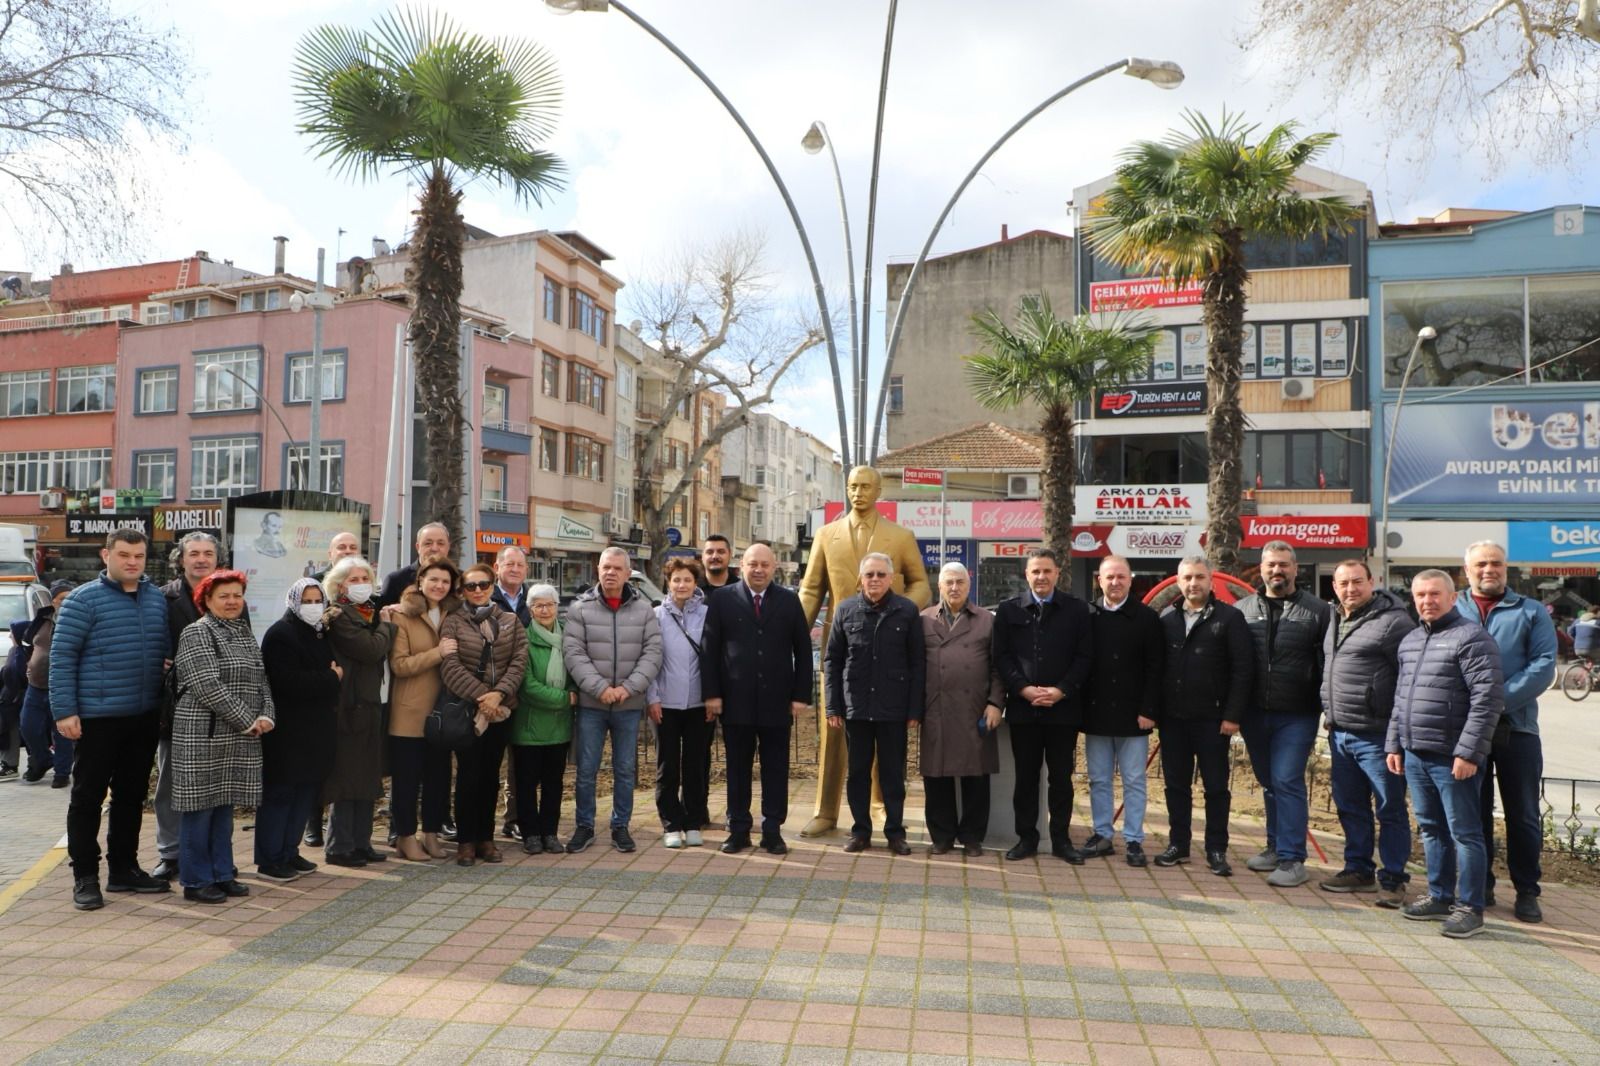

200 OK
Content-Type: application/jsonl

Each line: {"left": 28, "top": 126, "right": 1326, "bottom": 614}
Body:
{"left": 531, "top": 505, "right": 606, "bottom": 596}
{"left": 475, "top": 530, "right": 530, "bottom": 567}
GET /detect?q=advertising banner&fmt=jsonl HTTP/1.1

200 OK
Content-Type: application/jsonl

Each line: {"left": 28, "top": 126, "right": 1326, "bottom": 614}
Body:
{"left": 977, "top": 525, "right": 1112, "bottom": 558}
{"left": 1383, "top": 399, "right": 1600, "bottom": 505}
{"left": 971, "top": 501, "right": 1041, "bottom": 539}
{"left": 1107, "top": 525, "right": 1207, "bottom": 558}
{"left": 918, "top": 539, "right": 970, "bottom": 574}
{"left": 1073, "top": 484, "right": 1206, "bottom": 524}
{"left": 231, "top": 506, "right": 364, "bottom": 643}
{"left": 1151, "top": 330, "right": 1178, "bottom": 381}
{"left": 1507, "top": 521, "right": 1600, "bottom": 563}
{"left": 66, "top": 510, "right": 153, "bottom": 540}
{"left": 1095, "top": 382, "right": 1208, "bottom": 418}
{"left": 1241, "top": 515, "right": 1368, "bottom": 550}
{"left": 155, "top": 504, "right": 225, "bottom": 540}
{"left": 1088, "top": 277, "right": 1204, "bottom": 312}
{"left": 1320, "top": 320, "right": 1349, "bottom": 375}
{"left": 1180, "top": 326, "right": 1206, "bottom": 378}
{"left": 901, "top": 467, "right": 944, "bottom": 487}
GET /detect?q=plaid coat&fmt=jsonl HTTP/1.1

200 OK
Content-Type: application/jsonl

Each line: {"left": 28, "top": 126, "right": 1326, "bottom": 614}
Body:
{"left": 171, "top": 614, "right": 274, "bottom": 812}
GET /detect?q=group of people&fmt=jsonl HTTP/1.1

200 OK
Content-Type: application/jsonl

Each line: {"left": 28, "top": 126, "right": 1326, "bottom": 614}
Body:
{"left": 39, "top": 515, "right": 1554, "bottom": 941}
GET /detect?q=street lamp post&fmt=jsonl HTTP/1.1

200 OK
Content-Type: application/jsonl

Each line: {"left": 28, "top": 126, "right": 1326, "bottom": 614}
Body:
{"left": 204, "top": 362, "right": 300, "bottom": 487}
{"left": 1378, "top": 325, "right": 1437, "bottom": 586}
{"left": 801, "top": 120, "right": 861, "bottom": 461}
{"left": 289, "top": 248, "right": 336, "bottom": 493}
{"left": 867, "top": 57, "right": 1184, "bottom": 460}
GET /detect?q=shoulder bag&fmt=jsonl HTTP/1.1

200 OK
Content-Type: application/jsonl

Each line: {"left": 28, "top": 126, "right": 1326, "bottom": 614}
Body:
{"left": 426, "top": 638, "right": 492, "bottom": 752}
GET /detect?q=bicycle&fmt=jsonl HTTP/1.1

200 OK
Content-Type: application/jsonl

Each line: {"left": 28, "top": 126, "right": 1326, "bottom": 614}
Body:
{"left": 1561, "top": 655, "right": 1600, "bottom": 700}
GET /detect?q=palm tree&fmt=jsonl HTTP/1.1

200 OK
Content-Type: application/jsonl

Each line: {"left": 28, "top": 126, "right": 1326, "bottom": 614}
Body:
{"left": 293, "top": 9, "right": 563, "bottom": 550}
{"left": 1082, "top": 111, "right": 1364, "bottom": 573}
{"left": 966, "top": 295, "right": 1157, "bottom": 558}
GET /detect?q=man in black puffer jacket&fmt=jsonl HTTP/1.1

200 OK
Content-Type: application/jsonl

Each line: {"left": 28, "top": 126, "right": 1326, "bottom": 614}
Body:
{"left": 1154, "top": 556, "right": 1253, "bottom": 877}
{"left": 1235, "top": 542, "right": 1331, "bottom": 888}
{"left": 1386, "top": 570, "right": 1503, "bottom": 939}
{"left": 1318, "top": 559, "right": 1416, "bottom": 905}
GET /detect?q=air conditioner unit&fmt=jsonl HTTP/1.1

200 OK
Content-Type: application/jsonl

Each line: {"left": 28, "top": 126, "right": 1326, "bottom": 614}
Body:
{"left": 1008, "top": 474, "right": 1040, "bottom": 499}
{"left": 38, "top": 491, "right": 64, "bottom": 510}
{"left": 1280, "top": 377, "right": 1316, "bottom": 401}
{"left": 606, "top": 514, "right": 625, "bottom": 535}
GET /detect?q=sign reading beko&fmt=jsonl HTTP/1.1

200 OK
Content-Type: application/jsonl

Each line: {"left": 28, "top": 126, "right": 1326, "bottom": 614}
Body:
{"left": 1074, "top": 485, "right": 1205, "bottom": 524}
{"left": 1384, "top": 399, "right": 1600, "bottom": 505}
{"left": 1096, "top": 383, "right": 1207, "bottom": 418}
{"left": 1508, "top": 522, "right": 1600, "bottom": 562}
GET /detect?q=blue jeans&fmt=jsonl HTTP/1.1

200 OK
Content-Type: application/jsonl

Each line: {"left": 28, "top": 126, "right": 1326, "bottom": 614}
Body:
{"left": 1329, "top": 729, "right": 1410, "bottom": 888}
{"left": 1404, "top": 749, "right": 1486, "bottom": 911}
{"left": 1480, "top": 729, "right": 1543, "bottom": 898}
{"left": 179, "top": 805, "right": 236, "bottom": 889}
{"left": 575, "top": 706, "right": 640, "bottom": 831}
{"left": 1084, "top": 734, "right": 1148, "bottom": 844}
{"left": 20, "top": 685, "right": 72, "bottom": 777}
{"left": 1240, "top": 711, "right": 1318, "bottom": 862}
{"left": 254, "top": 782, "right": 317, "bottom": 868}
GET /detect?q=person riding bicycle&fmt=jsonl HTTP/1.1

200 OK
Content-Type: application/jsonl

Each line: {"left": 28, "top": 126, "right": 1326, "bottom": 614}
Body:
{"left": 1573, "top": 611, "right": 1600, "bottom": 660}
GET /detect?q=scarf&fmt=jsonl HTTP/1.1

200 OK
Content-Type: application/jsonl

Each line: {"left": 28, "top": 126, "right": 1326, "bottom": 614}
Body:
{"left": 338, "top": 594, "right": 375, "bottom": 622}
{"left": 526, "top": 617, "right": 565, "bottom": 689}
{"left": 284, "top": 576, "right": 325, "bottom": 631}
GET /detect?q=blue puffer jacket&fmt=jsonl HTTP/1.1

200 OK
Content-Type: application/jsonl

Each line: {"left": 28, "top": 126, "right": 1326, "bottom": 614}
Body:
{"left": 1387, "top": 607, "right": 1504, "bottom": 765}
{"left": 48, "top": 572, "right": 170, "bottom": 721}
{"left": 1455, "top": 589, "right": 1556, "bottom": 736}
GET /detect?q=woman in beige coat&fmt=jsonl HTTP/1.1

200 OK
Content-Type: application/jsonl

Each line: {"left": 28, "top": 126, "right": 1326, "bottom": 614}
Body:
{"left": 384, "top": 559, "right": 461, "bottom": 861}
{"left": 919, "top": 562, "right": 1004, "bottom": 856}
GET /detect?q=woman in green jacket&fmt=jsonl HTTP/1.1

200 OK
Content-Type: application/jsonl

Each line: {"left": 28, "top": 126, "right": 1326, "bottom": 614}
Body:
{"left": 514, "top": 584, "right": 574, "bottom": 855}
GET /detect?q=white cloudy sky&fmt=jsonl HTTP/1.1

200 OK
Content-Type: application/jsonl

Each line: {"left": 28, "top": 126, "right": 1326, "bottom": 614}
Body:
{"left": 5, "top": 0, "right": 1595, "bottom": 448}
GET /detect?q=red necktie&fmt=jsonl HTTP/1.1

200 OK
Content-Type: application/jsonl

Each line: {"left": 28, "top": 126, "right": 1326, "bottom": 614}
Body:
{"left": 753, "top": 592, "right": 762, "bottom": 619}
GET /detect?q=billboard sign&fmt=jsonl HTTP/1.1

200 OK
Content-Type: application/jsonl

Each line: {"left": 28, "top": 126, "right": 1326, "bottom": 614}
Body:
{"left": 1507, "top": 521, "right": 1600, "bottom": 563}
{"left": 1074, "top": 484, "right": 1206, "bottom": 524}
{"left": 918, "top": 539, "right": 970, "bottom": 573}
{"left": 1107, "top": 525, "right": 1206, "bottom": 558}
{"left": 67, "top": 510, "right": 153, "bottom": 540}
{"left": 1095, "top": 382, "right": 1208, "bottom": 418}
{"left": 1384, "top": 399, "right": 1600, "bottom": 505}
{"left": 1240, "top": 516, "right": 1368, "bottom": 550}
{"left": 1088, "top": 276, "right": 1204, "bottom": 312}
{"left": 230, "top": 505, "right": 365, "bottom": 644}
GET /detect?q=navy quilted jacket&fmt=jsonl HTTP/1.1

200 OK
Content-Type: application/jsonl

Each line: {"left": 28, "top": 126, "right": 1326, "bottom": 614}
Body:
{"left": 1387, "top": 607, "right": 1504, "bottom": 765}
{"left": 48, "top": 572, "right": 170, "bottom": 720}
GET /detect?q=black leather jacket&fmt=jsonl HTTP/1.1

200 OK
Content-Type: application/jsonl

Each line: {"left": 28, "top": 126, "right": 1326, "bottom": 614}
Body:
{"left": 1235, "top": 589, "right": 1330, "bottom": 715}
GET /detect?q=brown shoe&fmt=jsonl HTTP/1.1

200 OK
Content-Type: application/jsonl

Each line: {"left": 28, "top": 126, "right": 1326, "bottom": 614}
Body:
{"left": 477, "top": 842, "right": 503, "bottom": 864}
{"left": 396, "top": 835, "right": 430, "bottom": 862}
{"left": 456, "top": 843, "right": 476, "bottom": 867}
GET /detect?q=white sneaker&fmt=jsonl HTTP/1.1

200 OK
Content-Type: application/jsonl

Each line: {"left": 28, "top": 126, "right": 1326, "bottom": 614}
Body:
{"left": 685, "top": 830, "right": 704, "bottom": 847}
{"left": 663, "top": 831, "right": 685, "bottom": 849}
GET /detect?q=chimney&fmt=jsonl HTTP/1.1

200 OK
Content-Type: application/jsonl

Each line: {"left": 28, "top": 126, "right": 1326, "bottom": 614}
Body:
{"left": 273, "top": 236, "right": 287, "bottom": 275}
{"left": 59, "top": 262, "right": 74, "bottom": 275}
{"left": 1000, "top": 224, "right": 1009, "bottom": 242}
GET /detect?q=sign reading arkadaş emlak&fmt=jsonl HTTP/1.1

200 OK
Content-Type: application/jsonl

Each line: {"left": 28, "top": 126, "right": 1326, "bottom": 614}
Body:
{"left": 1384, "top": 399, "right": 1600, "bottom": 505}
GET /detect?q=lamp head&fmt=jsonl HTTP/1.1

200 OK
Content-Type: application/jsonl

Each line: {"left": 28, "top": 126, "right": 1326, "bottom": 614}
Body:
{"left": 289, "top": 292, "right": 305, "bottom": 313}
{"left": 1416, "top": 326, "right": 1437, "bottom": 341}
{"left": 801, "top": 122, "right": 827, "bottom": 155}
{"left": 544, "top": 0, "right": 609, "bottom": 11}
{"left": 1124, "top": 58, "right": 1185, "bottom": 89}
{"left": 204, "top": 363, "right": 223, "bottom": 375}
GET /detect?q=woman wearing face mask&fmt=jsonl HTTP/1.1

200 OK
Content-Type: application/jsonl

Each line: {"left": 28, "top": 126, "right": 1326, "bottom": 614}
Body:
{"left": 384, "top": 559, "right": 462, "bottom": 861}
{"left": 647, "top": 558, "right": 712, "bottom": 848}
{"left": 438, "top": 563, "right": 527, "bottom": 866}
{"left": 257, "top": 578, "right": 344, "bottom": 880}
{"left": 320, "top": 556, "right": 396, "bottom": 868}
{"left": 171, "top": 570, "right": 274, "bottom": 903}
{"left": 513, "top": 584, "right": 575, "bottom": 856}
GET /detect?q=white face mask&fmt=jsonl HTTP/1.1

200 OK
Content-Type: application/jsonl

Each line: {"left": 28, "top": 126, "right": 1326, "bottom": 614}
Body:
{"left": 345, "top": 583, "right": 374, "bottom": 605}
{"left": 297, "top": 603, "right": 325, "bottom": 627}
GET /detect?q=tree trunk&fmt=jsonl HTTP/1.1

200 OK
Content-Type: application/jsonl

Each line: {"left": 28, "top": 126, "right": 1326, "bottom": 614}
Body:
{"left": 1202, "top": 230, "right": 1248, "bottom": 575}
{"left": 1039, "top": 402, "right": 1076, "bottom": 573}
{"left": 407, "top": 168, "right": 468, "bottom": 555}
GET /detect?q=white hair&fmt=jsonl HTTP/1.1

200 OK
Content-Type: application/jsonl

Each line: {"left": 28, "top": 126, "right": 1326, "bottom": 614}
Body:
{"left": 1463, "top": 540, "right": 1506, "bottom": 565}
{"left": 527, "top": 583, "right": 559, "bottom": 604}
{"left": 938, "top": 562, "right": 969, "bottom": 580}
{"left": 859, "top": 551, "right": 894, "bottom": 575}
{"left": 600, "top": 546, "right": 631, "bottom": 566}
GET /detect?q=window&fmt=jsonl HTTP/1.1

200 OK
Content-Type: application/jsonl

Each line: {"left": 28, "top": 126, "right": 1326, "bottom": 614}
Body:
{"left": 1242, "top": 431, "right": 1350, "bottom": 490}
{"left": 0, "top": 449, "right": 110, "bottom": 494}
{"left": 615, "top": 424, "right": 631, "bottom": 460}
{"left": 564, "top": 435, "right": 606, "bottom": 481}
{"left": 483, "top": 381, "right": 508, "bottom": 427}
{"left": 888, "top": 374, "right": 905, "bottom": 414}
{"left": 539, "top": 427, "right": 559, "bottom": 472}
{"left": 571, "top": 290, "right": 595, "bottom": 336}
{"left": 541, "top": 353, "right": 561, "bottom": 399}
{"left": 193, "top": 350, "right": 260, "bottom": 412}
{"left": 698, "top": 511, "right": 710, "bottom": 541}
{"left": 753, "top": 503, "right": 766, "bottom": 535}
{"left": 285, "top": 443, "right": 345, "bottom": 493}
{"left": 0, "top": 370, "right": 50, "bottom": 417}
{"left": 614, "top": 487, "right": 631, "bottom": 525}
{"left": 481, "top": 463, "right": 506, "bottom": 505}
{"left": 1530, "top": 274, "right": 1600, "bottom": 383}
{"left": 137, "top": 368, "right": 178, "bottom": 414}
{"left": 591, "top": 305, "right": 609, "bottom": 346}
{"left": 133, "top": 451, "right": 177, "bottom": 500}
{"left": 670, "top": 498, "right": 688, "bottom": 527}
{"left": 754, "top": 466, "right": 768, "bottom": 488}
{"left": 56, "top": 365, "right": 115, "bottom": 413}
{"left": 1382, "top": 277, "right": 1524, "bottom": 388}
{"left": 171, "top": 296, "right": 210, "bottom": 322}
{"left": 191, "top": 436, "right": 260, "bottom": 498}
{"left": 701, "top": 403, "right": 714, "bottom": 437}
{"left": 141, "top": 302, "right": 170, "bottom": 325}
{"left": 542, "top": 277, "right": 562, "bottom": 324}
{"left": 617, "top": 364, "right": 632, "bottom": 399}
{"left": 590, "top": 371, "right": 606, "bottom": 414}
{"left": 286, "top": 351, "right": 346, "bottom": 403}
{"left": 0, "top": 452, "right": 47, "bottom": 494}
{"left": 238, "top": 288, "right": 280, "bottom": 312}
{"left": 566, "top": 362, "right": 606, "bottom": 412}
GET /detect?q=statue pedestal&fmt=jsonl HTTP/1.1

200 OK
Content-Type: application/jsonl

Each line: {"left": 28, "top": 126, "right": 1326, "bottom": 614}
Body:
{"left": 987, "top": 719, "right": 1050, "bottom": 845}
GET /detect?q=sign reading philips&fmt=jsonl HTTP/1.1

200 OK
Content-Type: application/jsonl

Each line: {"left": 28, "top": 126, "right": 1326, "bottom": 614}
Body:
{"left": 1508, "top": 521, "right": 1600, "bottom": 563}
{"left": 1384, "top": 399, "right": 1600, "bottom": 505}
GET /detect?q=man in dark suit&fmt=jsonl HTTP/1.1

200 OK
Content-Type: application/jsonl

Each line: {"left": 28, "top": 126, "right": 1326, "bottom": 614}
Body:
{"left": 992, "top": 548, "right": 1094, "bottom": 863}
{"left": 701, "top": 542, "right": 814, "bottom": 856}
{"left": 376, "top": 522, "right": 450, "bottom": 610}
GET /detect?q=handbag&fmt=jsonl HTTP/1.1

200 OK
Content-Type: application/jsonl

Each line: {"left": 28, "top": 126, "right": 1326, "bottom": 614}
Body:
{"left": 426, "top": 639, "right": 493, "bottom": 752}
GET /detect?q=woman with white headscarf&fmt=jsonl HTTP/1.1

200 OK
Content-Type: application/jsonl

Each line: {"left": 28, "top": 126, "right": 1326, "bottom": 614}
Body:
{"left": 258, "top": 576, "right": 344, "bottom": 881}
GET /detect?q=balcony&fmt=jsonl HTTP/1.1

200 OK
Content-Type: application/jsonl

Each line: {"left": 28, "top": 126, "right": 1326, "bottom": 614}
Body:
{"left": 479, "top": 497, "right": 530, "bottom": 535}
{"left": 481, "top": 419, "right": 533, "bottom": 456}
{"left": 0, "top": 309, "right": 136, "bottom": 333}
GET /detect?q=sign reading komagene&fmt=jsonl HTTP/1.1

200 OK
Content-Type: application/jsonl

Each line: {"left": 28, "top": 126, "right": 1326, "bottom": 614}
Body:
{"left": 1074, "top": 484, "right": 1205, "bottom": 524}
{"left": 1096, "top": 383, "right": 1207, "bottom": 418}
{"left": 1240, "top": 516, "right": 1368, "bottom": 550}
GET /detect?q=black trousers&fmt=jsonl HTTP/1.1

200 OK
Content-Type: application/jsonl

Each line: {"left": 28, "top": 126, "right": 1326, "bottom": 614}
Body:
{"left": 513, "top": 742, "right": 567, "bottom": 838}
{"left": 454, "top": 719, "right": 511, "bottom": 845}
{"left": 1159, "top": 718, "right": 1232, "bottom": 854}
{"left": 655, "top": 706, "right": 712, "bottom": 832}
{"left": 68, "top": 710, "right": 159, "bottom": 879}
{"left": 1008, "top": 720, "right": 1077, "bottom": 848}
{"left": 924, "top": 775, "right": 991, "bottom": 847}
{"left": 845, "top": 719, "right": 908, "bottom": 840}
{"left": 389, "top": 735, "right": 451, "bottom": 837}
{"left": 723, "top": 721, "right": 790, "bottom": 836}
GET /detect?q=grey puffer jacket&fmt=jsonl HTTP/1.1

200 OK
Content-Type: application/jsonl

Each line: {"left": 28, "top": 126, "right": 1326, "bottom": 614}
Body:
{"left": 1321, "top": 589, "right": 1416, "bottom": 735}
{"left": 563, "top": 583, "right": 663, "bottom": 712}
{"left": 1387, "top": 607, "right": 1505, "bottom": 766}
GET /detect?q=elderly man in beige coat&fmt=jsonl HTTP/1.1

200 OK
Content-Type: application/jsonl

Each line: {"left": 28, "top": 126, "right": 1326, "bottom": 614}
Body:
{"left": 920, "top": 562, "right": 1004, "bottom": 856}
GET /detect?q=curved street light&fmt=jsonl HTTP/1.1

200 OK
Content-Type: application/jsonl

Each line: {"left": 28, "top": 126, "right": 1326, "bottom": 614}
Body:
{"left": 801, "top": 120, "right": 861, "bottom": 462}
{"left": 1378, "top": 324, "right": 1437, "bottom": 585}
{"left": 867, "top": 56, "right": 1184, "bottom": 460}
{"left": 203, "top": 362, "right": 305, "bottom": 486}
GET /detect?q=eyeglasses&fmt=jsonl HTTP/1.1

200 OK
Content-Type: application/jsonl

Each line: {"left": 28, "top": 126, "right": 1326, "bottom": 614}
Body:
{"left": 462, "top": 580, "right": 493, "bottom": 592}
{"left": 861, "top": 571, "right": 891, "bottom": 579}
